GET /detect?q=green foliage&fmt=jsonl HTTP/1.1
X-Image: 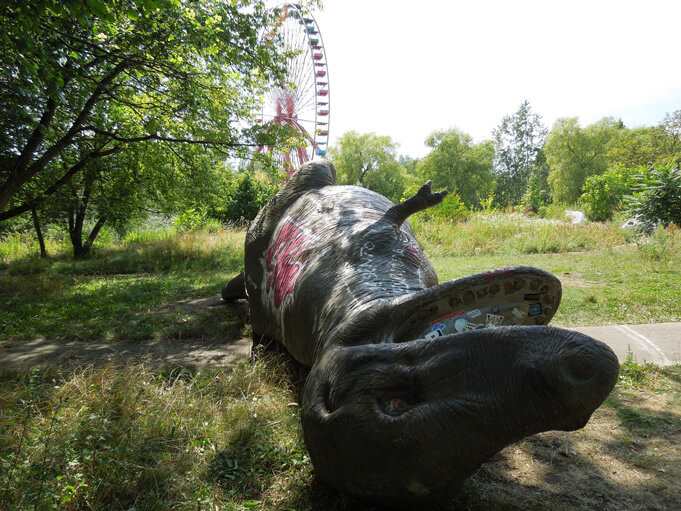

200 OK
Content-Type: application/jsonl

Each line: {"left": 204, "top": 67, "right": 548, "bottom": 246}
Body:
{"left": 537, "top": 202, "right": 567, "bottom": 220}
{"left": 579, "top": 165, "right": 637, "bottom": 221}
{"left": 659, "top": 110, "right": 681, "bottom": 165}
{"left": 492, "top": 100, "right": 548, "bottom": 207}
{"left": 328, "top": 131, "right": 407, "bottom": 203}
{"left": 404, "top": 189, "right": 469, "bottom": 223}
{"left": 417, "top": 129, "right": 494, "bottom": 209}
{"left": 636, "top": 223, "right": 681, "bottom": 262}
{"left": 208, "top": 172, "right": 278, "bottom": 225}
{"left": 618, "top": 351, "right": 658, "bottom": 389}
{"left": 607, "top": 126, "right": 666, "bottom": 169}
{"left": 432, "top": 193, "right": 469, "bottom": 222}
{"left": 174, "top": 208, "right": 210, "bottom": 232}
{"left": 0, "top": 0, "right": 290, "bottom": 220}
{"left": 626, "top": 164, "right": 681, "bottom": 233}
{"left": 478, "top": 191, "right": 497, "bottom": 213}
{"left": 521, "top": 162, "right": 552, "bottom": 210}
{"left": 545, "top": 117, "right": 624, "bottom": 203}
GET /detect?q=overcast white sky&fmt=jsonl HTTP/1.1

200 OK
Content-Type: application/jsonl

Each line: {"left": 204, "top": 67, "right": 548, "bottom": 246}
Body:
{"left": 312, "top": 0, "right": 681, "bottom": 158}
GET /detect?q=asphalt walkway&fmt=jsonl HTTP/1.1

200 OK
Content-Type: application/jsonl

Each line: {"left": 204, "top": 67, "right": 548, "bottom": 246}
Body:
{"left": 1, "top": 322, "right": 679, "bottom": 369}
{"left": 573, "top": 322, "right": 681, "bottom": 366}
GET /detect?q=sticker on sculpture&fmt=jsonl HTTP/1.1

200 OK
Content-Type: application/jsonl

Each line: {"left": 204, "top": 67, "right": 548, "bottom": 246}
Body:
{"left": 528, "top": 303, "right": 543, "bottom": 316}
{"left": 485, "top": 313, "right": 504, "bottom": 327}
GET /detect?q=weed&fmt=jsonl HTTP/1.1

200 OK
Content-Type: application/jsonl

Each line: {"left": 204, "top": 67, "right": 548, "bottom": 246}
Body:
{"left": 618, "top": 351, "right": 657, "bottom": 389}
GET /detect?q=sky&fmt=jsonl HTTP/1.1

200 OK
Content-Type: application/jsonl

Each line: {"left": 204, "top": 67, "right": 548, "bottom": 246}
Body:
{"left": 310, "top": 0, "right": 681, "bottom": 158}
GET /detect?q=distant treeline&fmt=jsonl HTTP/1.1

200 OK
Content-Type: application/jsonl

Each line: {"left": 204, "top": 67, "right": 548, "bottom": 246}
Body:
{"left": 1, "top": 2, "right": 679, "bottom": 259}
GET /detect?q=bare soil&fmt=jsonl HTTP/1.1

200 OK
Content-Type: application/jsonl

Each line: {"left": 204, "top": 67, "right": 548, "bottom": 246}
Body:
{"left": 453, "top": 380, "right": 681, "bottom": 510}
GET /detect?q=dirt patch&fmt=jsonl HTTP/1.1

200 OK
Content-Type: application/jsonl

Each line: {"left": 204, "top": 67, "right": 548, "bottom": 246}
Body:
{"left": 560, "top": 271, "right": 600, "bottom": 288}
{"left": 0, "top": 297, "right": 252, "bottom": 370}
{"left": 159, "top": 294, "right": 236, "bottom": 314}
{"left": 455, "top": 384, "right": 681, "bottom": 510}
{"left": 0, "top": 336, "right": 252, "bottom": 370}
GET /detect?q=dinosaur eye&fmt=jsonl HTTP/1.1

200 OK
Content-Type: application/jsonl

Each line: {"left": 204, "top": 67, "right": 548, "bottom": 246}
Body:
{"left": 390, "top": 398, "right": 409, "bottom": 413}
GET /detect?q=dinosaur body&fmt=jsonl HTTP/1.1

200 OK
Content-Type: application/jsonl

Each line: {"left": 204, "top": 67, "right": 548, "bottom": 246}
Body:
{"left": 222, "top": 160, "right": 618, "bottom": 506}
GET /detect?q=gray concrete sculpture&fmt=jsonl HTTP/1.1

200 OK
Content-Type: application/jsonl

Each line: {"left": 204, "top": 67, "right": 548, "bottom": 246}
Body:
{"left": 222, "top": 160, "right": 619, "bottom": 506}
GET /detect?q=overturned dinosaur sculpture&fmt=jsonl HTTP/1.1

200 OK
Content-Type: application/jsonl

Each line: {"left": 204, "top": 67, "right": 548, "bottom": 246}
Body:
{"left": 222, "top": 160, "right": 619, "bottom": 506}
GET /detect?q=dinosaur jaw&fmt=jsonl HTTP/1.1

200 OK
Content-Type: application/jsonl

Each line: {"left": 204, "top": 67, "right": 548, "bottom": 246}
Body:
{"left": 301, "top": 326, "right": 619, "bottom": 505}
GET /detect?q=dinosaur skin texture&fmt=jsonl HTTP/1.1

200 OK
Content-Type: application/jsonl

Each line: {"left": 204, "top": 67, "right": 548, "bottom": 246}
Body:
{"left": 222, "top": 160, "right": 619, "bottom": 507}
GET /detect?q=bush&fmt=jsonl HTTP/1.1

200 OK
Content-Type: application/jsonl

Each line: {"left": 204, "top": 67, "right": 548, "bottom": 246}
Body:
{"left": 626, "top": 164, "right": 681, "bottom": 233}
{"left": 431, "top": 192, "right": 470, "bottom": 222}
{"left": 579, "top": 166, "right": 637, "bottom": 221}
{"left": 174, "top": 208, "right": 208, "bottom": 232}
{"left": 208, "top": 172, "right": 277, "bottom": 225}
{"left": 522, "top": 171, "right": 551, "bottom": 210}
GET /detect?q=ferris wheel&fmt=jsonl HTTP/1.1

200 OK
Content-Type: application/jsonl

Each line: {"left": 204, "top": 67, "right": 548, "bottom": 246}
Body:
{"left": 257, "top": 4, "right": 330, "bottom": 179}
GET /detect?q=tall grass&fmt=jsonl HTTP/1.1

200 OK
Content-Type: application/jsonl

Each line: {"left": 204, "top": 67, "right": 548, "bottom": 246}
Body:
{"left": 0, "top": 230, "right": 72, "bottom": 264}
{"left": 2, "top": 227, "right": 245, "bottom": 276}
{"left": 0, "top": 357, "right": 314, "bottom": 510}
{"left": 412, "top": 212, "right": 634, "bottom": 257}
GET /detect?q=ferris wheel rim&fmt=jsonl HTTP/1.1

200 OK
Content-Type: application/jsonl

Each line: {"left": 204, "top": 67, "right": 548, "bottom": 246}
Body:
{"left": 258, "top": 3, "right": 330, "bottom": 171}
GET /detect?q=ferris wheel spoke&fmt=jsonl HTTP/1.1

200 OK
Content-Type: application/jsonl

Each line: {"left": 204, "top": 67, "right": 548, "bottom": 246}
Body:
{"left": 257, "top": 4, "right": 330, "bottom": 175}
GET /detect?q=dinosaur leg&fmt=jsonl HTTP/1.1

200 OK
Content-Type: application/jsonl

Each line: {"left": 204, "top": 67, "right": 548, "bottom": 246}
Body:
{"left": 222, "top": 270, "right": 246, "bottom": 301}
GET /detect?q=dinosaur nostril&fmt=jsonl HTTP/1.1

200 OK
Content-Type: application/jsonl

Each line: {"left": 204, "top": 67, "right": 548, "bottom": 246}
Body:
{"left": 558, "top": 339, "right": 619, "bottom": 391}
{"left": 561, "top": 353, "right": 598, "bottom": 385}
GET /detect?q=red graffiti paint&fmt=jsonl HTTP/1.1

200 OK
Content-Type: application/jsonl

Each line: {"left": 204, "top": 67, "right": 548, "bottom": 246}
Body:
{"left": 482, "top": 268, "right": 512, "bottom": 279}
{"left": 430, "top": 310, "right": 465, "bottom": 325}
{"left": 265, "top": 218, "right": 314, "bottom": 308}
{"left": 401, "top": 231, "right": 422, "bottom": 260}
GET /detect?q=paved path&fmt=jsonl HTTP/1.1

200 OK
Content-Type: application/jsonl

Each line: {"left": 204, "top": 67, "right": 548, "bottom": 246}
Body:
{"left": 1, "top": 323, "right": 679, "bottom": 370}
{"left": 572, "top": 322, "right": 681, "bottom": 366}
{"left": 0, "top": 337, "right": 252, "bottom": 370}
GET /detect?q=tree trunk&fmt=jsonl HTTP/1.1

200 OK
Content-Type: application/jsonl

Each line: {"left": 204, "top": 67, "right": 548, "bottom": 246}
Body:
{"left": 69, "top": 209, "right": 86, "bottom": 258}
{"left": 68, "top": 172, "right": 93, "bottom": 259}
{"left": 31, "top": 207, "right": 47, "bottom": 258}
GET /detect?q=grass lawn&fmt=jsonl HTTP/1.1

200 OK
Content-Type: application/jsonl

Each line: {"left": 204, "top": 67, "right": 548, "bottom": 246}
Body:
{"left": 1, "top": 213, "right": 680, "bottom": 510}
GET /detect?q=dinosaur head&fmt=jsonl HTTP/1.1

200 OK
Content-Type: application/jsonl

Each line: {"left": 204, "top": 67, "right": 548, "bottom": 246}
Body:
{"left": 301, "top": 326, "right": 618, "bottom": 506}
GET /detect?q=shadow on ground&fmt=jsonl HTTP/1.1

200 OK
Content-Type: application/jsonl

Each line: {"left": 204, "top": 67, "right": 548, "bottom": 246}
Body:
{"left": 0, "top": 298, "right": 251, "bottom": 371}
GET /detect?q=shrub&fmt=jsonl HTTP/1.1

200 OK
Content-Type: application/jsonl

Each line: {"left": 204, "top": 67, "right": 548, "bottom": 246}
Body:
{"left": 626, "top": 164, "right": 681, "bottom": 233}
{"left": 522, "top": 173, "right": 551, "bottom": 210}
{"left": 579, "top": 165, "right": 637, "bottom": 221}
{"left": 174, "top": 207, "right": 208, "bottom": 232}
{"left": 208, "top": 172, "right": 277, "bottom": 225}
{"left": 431, "top": 192, "right": 470, "bottom": 222}
{"left": 401, "top": 186, "right": 470, "bottom": 223}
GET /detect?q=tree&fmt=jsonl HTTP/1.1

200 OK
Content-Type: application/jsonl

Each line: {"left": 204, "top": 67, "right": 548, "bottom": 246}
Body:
{"left": 492, "top": 100, "right": 548, "bottom": 207}
{"left": 0, "top": 0, "right": 293, "bottom": 220}
{"left": 328, "top": 131, "right": 408, "bottom": 203}
{"left": 417, "top": 129, "right": 494, "bottom": 209}
{"left": 37, "top": 136, "right": 192, "bottom": 257}
{"left": 579, "top": 165, "right": 637, "bottom": 221}
{"left": 626, "top": 164, "right": 681, "bottom": 233}
{"left": 659, "top": 110, "right": 681, "bottom": 165}
{"left": 544, "top": 117, "right": 623, "bottom": 203}
{"left": 207, "top": 171, "right": 278, "bottom": 225}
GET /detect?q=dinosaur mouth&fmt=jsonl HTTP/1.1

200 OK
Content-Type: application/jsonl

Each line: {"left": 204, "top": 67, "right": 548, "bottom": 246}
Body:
{"left": 302, "top": 326, "right": 619, "bottom": 505}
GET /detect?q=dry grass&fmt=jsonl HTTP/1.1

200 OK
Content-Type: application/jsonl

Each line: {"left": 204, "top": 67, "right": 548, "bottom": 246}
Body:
{"left": 1, "top": 353, "right": 679, "bottom": 511}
